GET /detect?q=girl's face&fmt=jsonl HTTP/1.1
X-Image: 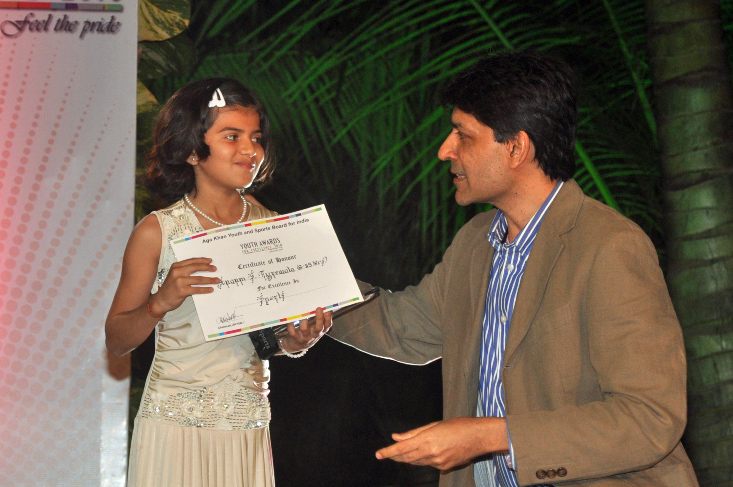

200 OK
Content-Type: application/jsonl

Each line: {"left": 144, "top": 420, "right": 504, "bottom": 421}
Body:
{"left": 190, "top": 105, "right": 264, "bottom": 191}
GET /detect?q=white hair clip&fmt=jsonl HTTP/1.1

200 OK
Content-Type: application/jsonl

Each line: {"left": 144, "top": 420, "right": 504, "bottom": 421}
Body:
{"left": 208, "top": 88, "right": 226, "bottom": 108}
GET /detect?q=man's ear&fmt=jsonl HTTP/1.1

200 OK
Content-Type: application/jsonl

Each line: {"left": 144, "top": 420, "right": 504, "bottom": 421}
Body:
{"left": 506, "top": 131, "right": 534, "bottom": 169}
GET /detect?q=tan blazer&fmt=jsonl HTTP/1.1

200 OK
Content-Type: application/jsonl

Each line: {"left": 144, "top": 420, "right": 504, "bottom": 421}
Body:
{"left": 330, "top": 180, "right": 698, "bottom": 487}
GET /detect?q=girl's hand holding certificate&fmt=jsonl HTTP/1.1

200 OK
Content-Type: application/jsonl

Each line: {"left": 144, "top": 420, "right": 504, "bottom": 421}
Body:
{"left": 147, "top": 257, "right": 220, "bottom": 318}
{"left": 278, "top": 308, "right": 333, "bottom": 356}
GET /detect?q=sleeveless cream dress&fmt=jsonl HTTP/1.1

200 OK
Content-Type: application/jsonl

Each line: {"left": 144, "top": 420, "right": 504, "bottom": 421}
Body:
{"left": 127, "top": 199, "right": 277, "bottom": 487}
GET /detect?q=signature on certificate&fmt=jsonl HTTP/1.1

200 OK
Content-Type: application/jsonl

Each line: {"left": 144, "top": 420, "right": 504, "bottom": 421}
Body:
{"left": 216, "top": 311, "right": 238, "bottom": 324}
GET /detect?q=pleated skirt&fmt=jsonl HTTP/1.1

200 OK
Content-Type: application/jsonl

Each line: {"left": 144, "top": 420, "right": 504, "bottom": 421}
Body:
{"left": 127, "top": 416, "right": 275, "bottom": 487}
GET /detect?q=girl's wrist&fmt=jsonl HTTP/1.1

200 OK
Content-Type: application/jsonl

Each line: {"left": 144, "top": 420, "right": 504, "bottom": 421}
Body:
{"left": 276, "top": 335, "right": 307, "bottom": 358}
{"left": 146, "top": 294, "right": 166, "bottom": 320}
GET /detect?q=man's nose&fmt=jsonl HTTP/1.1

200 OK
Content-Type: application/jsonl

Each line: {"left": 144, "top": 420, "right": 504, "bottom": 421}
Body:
{"left": 437, "top": 134, "right": 455, "bottom": 161}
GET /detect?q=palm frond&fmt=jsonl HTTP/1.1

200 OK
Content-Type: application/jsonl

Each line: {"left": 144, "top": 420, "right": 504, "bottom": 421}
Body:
{"left": 139, "top": 0, "right": 667, "bottom": 284}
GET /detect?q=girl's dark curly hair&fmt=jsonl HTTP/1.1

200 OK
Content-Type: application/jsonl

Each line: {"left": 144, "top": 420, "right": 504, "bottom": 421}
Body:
{"left": 143, "top": 78, "right": 275, "bottom": 202}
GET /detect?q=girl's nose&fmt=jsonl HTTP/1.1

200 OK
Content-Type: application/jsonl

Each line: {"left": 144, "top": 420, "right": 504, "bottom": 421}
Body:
{"left": 240, "top": 141, "right": 257, "bottom": 157}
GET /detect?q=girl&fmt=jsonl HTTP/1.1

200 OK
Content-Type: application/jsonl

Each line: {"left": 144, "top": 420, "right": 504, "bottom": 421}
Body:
{"left": 106, "top": 78, "right": 331, "bottom": 487}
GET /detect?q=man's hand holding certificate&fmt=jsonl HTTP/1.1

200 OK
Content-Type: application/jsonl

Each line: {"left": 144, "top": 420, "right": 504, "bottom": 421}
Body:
{"left": 171, "top": 205, "right": 362, "bottom": 341}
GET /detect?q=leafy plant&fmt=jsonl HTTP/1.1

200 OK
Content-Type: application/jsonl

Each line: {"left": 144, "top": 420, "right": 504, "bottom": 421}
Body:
{"left": 138, "top": 0, "right": 669, "bottom": 287}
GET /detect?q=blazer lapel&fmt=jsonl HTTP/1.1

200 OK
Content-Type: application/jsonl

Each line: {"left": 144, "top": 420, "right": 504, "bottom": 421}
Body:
{"left": 461, "top": 222, "right": 495, "bottom": 414}
{"left": 504, "top": 181, "right": 583, "bottom": 362}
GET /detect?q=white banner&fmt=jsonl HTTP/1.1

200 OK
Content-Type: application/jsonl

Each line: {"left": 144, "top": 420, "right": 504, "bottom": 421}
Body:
{"left": 0, "top": 2, "right": 137, "bottom": 485}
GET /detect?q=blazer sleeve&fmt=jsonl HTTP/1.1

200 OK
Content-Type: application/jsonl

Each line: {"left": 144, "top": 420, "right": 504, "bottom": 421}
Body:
{"left": 507, "top": 226, "right": 689, "bottom": 485}
{"left": 328, "top": 216, "right": 482, "bottom": 365}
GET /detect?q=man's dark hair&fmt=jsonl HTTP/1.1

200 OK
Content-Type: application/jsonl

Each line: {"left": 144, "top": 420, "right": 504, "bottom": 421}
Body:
{"left": 441, "top": 51, "right": 578, "bottom": 181}
{"left": 143, "top": 78, "right": 275, "bottom": 202}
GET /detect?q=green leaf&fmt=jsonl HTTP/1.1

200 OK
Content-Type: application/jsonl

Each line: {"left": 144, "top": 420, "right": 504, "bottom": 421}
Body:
{"left": 138, "top": 0, "right": 190, "bottom": 42}
{"left": 138, "top": 34, "right": 197, "bottom": 80}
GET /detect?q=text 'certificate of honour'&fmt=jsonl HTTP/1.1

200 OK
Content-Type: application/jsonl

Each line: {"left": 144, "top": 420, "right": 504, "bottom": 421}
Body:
{"left": 171, "top": 205, "right": 363, "bottom": 341}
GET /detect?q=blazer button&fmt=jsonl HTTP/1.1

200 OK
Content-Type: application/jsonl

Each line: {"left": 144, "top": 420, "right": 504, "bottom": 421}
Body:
{"left": 546, "top": 469, "right": 557, "bottom": 479}
{"left": 557, "top": 467, "right": 567, "bottom": 477}
{"left": 536, "top": 470, "right": 547, "bottom": 479}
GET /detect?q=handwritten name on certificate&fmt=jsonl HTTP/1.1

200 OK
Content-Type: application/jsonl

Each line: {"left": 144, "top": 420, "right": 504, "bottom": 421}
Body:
{"left": 170, "top": 205, "right": 363, "bottom": 341}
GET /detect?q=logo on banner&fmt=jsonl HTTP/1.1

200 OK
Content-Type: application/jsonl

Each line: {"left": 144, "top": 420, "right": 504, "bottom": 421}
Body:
{"left": 0, "top": 1, "right": 124, "bottom": 38}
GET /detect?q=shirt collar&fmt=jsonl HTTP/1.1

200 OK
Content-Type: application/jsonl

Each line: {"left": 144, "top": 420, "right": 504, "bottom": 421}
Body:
{"left": 487, "top": 180, "right": 564, "bottom": 255}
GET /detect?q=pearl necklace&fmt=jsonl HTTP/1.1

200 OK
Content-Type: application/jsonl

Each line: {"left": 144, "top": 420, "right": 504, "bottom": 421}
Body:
{"left": 184, "top": 192, "right": 248, "bottom": 227}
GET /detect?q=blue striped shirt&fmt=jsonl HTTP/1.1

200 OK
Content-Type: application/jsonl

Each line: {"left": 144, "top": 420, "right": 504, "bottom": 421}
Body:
{"left": 474, "top": 181, "right": 563, "bottom": 487}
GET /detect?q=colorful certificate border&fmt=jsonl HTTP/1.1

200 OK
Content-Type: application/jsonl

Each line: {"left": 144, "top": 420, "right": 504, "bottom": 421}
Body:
{"left": 0, "top": 2, "right": 123, "bottom": 11}
{"left": 206, "top": 296, "right": 361, "bottom": 339}
{"left": 172, "top": 206, "right": 323, "bottom": 245}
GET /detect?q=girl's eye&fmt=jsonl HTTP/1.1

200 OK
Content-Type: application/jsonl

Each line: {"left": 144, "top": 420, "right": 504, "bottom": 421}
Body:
{"left": 225, "top": 134, "right": 237, "bottom": 141}
{"left": 253, "top": 136, "right": 262, "bottom": 144}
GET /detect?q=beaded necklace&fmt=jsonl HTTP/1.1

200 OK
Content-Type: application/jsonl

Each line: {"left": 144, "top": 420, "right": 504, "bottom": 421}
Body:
{"left": 184, "top": 192, "right": 248, "bottom": 227}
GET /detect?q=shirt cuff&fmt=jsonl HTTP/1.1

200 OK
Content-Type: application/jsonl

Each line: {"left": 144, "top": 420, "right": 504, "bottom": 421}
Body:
{"left": 505, "top": 419, "right": 517, "bottom": 471}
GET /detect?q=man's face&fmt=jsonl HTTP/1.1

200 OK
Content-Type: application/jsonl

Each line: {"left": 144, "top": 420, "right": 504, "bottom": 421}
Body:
{"left": 438, "top": 108, "right": 513, "bottom": 207}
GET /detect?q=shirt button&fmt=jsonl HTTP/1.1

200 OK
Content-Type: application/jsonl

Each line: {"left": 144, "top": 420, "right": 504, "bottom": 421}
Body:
{"left": 500, "top": 315, "right": 507, "bottom": 323}
{"left": 507, "top": 264, "right": 515, "bottom": 271}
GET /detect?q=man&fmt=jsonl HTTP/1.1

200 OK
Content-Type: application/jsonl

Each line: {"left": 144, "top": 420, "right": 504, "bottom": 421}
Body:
{"left": 327, "top": 51, "right": 698, "bottom": 486}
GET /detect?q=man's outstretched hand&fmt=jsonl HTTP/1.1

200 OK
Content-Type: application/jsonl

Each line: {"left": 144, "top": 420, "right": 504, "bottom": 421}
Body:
{"left": 375, "top": 417, "right": 509, "bottom": 471}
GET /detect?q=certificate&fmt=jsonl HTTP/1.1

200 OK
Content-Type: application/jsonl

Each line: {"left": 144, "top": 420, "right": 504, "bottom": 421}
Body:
{"left": 171, "top": 205, "right": 363, "bottom": 341}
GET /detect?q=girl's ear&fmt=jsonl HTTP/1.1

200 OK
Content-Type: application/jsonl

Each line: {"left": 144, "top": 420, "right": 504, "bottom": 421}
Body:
{"left": 188, "top": 153, "right": 199, "bottom": 166}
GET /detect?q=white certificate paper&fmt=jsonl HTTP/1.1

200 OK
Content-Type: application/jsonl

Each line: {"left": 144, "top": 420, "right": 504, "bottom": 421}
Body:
{"left": 171, "top": 205, "right": 363, "bottom": 341}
